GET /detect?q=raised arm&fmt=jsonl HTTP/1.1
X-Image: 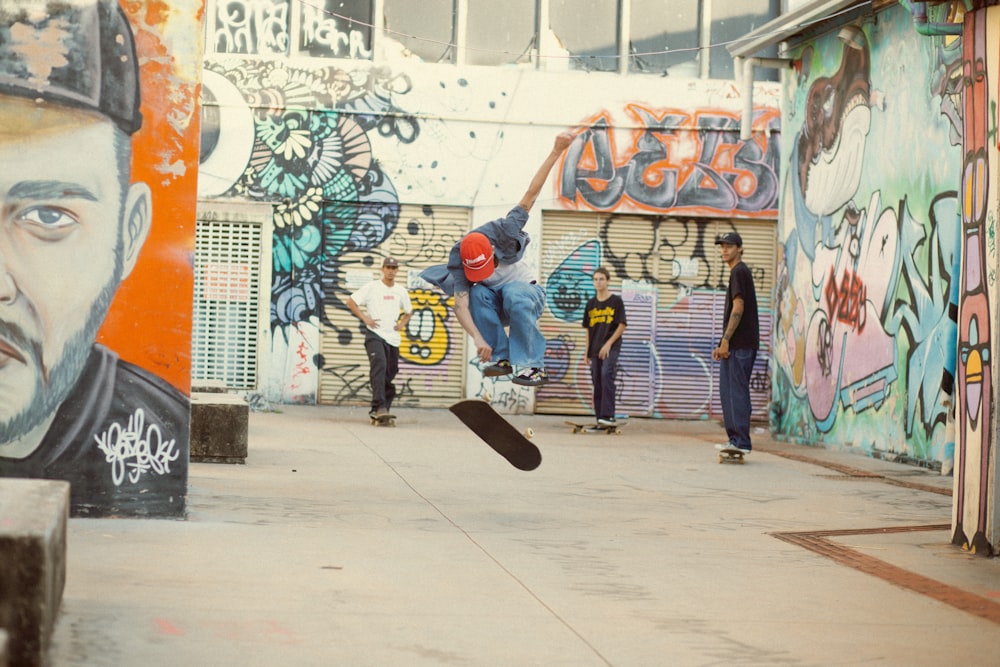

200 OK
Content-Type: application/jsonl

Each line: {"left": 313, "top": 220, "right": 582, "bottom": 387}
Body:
{"left": 518, "top": 131, "right": 576, "bottom": 212}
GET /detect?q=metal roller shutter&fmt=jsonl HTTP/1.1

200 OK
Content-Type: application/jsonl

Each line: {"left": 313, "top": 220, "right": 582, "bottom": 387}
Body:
{"left": 536, "top": 211, "right": 604, "bottom": 415}
{"left": 538, "top": 212, "right": 775, "bottom": 422}
{"left": 318, "top": 204, "right": 470, "bottom": 408}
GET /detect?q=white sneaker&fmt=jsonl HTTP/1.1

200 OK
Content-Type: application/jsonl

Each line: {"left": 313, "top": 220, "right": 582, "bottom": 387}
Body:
{"left": 597, "top": 417, "right": 617, "bottom": 426}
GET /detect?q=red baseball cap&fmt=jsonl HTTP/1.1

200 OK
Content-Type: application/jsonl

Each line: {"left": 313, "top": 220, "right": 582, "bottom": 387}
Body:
{"left": 460, "top": 232, "right": 495, "bottom": 282}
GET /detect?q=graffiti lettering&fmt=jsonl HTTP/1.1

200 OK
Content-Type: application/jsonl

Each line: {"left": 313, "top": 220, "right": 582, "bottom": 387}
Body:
{"left": 94, "top": 410, "right": 179, "bottom": 487}
{"left": 299, "top": 4, "right": 372, "bottom": 59}
{"left": 214, "top": 0, "right": 290, "bottom": 55}
{"left": 560, "top": 106, "right": 780, "bottom": 215}
{"left": 825, "top": 267, "right": 867, "bottom": 332}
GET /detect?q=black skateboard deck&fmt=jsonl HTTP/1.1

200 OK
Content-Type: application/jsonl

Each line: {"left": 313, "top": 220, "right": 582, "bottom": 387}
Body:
{"left": 449, "top": 399, "right": 541, "bottom": 471}
{"left": 370, "top": 413, "right": 396, "bottom": 427}
{"left": 564, "top": 420, "right": 626, "bottom": 435}
{"left": 716, "top": 444, "right": 746, "bottom": 464}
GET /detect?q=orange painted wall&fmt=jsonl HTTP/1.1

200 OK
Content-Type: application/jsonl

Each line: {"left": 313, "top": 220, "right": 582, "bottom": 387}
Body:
{"left": 96, "top": 0, "right": 203, "bottom": 394}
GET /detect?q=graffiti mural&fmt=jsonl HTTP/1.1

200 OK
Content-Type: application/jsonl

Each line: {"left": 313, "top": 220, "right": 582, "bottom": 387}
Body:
{"left": 953, "top": 7, "right": 994, "bottom": 556}
{"left": 771, "top": 9, "right": 963, "bottom": 468}
{"left": 200, "top": 59, "right": 422, "bottom": 401}
{"left": 0, "top": 0, "right": 200, "bottom": 517}
{"left": 559, "top": 105, "right": 780, "bottom": 217}
{"left": 211, "top": 0, "right": 372, "bottom": 59}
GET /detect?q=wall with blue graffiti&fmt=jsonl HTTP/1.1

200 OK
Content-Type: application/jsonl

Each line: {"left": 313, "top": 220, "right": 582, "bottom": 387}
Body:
{"left": 198, "top": 45, "right": 783, "bottom": 409}
{"left": 772, "top": 5, "right": 964, "bottom": 468}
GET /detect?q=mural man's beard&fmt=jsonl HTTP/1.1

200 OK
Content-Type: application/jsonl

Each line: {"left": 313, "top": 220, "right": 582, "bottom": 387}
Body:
{"left": 0, "top": 266, "right": 121, "bottom": 448}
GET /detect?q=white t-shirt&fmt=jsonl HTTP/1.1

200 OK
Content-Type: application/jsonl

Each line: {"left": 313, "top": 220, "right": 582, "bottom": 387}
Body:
{"left": 350, "top": 280, "right": 413, "bottom": 347}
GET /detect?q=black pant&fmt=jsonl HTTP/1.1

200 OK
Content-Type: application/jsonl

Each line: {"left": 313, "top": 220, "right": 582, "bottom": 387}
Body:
{"left": 365, "top": 331, "right": 399, "bottom": 412}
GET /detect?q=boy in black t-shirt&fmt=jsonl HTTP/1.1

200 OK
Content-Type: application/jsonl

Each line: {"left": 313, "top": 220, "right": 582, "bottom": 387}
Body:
{"left": 711, "top": 232, "right": 760, "bottom": 453}
{"left": 582, "top": 267, "right": 628, "bottom": 425}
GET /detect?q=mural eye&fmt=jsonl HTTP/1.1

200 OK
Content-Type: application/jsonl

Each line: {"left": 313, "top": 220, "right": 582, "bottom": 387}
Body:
{"left": 19, "top": 206, "right": 78, "bottom": 231}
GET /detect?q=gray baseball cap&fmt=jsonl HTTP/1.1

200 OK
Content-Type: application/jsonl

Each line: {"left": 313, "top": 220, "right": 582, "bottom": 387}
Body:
{"left": 0, "top": 0, "right": 142, "bottom": 135}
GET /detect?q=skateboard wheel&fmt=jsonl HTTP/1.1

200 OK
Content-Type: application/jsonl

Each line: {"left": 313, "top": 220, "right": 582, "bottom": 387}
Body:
{"left": 524, "top": 428, "right": 534, "bottom": 439}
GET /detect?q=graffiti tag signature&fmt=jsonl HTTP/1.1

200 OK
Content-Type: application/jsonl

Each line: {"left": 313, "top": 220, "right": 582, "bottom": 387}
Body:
{"left": 94, "top": 409, "right": 179, "bottom": 486}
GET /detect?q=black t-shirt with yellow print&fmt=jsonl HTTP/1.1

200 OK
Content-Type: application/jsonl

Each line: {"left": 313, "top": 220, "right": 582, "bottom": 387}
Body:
{"left": 582, "top": 294, "right": 628, "bottom": 359}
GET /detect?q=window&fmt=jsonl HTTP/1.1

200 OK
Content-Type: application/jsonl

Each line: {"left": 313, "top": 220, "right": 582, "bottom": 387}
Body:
{"left": 550, "top": 0, "right": 619, "bottom": 73}
{"left": 466, "top": 0, "right": 536, "bottom": 66}
{"left": 710, "top": 0, "right": 781, "bottom": 79}
{"left": 629, "top": 0, "right": 699, "bottom": 75}
{"left": 207, "top": 0, "right": 782, "bottom": 79}
{"left": 383, "top": 0, "right": 455, "bottom": 62}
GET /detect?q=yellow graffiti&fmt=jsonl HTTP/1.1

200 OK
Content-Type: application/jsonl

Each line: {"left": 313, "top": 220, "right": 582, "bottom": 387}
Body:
{"left": 401, "top": 289, "right": 454, "bottom": 366}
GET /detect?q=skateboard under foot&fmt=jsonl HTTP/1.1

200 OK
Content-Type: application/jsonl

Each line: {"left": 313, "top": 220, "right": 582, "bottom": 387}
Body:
{"left": 564, "top": 420, "right": 626, "bottom": 435}
{"left": 715, "top": 444, "right": 746, "bottom": 464}
{"left": 370, "top": 413, "right": 396, "bottom": 427}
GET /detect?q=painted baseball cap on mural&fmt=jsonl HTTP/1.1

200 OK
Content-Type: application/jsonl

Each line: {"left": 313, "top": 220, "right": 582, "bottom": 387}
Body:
{"left": 460, "top": 232, "right": 496, "bottom": 282}
{"left": 382, "top": 256, "right": 399, "bottom": 268}
{"left": 0, "top": 0, "right": 142, "bottom": 135}
{"left": 715, "top": 231, "right": 743, "bottom": 246}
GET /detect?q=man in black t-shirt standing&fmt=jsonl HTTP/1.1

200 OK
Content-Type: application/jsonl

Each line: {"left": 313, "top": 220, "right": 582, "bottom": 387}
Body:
{"left": 582, "top": 267, "right": 627, "bottom": 426}
{"left": 712, "top": 232, "right": 760, "bottom": 453}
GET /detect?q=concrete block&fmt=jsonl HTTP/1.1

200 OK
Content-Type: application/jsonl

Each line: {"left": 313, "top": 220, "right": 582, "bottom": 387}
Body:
{"left": 190, "top": 392, "right": 249, "bottom": 464}
{"left": 0, "top": 479, "right": 69, "bottom": 667}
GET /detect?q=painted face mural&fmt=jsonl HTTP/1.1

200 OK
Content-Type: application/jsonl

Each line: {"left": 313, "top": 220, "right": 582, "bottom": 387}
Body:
{"left": 0, "top": 0, "right": 195, "bottom": 517}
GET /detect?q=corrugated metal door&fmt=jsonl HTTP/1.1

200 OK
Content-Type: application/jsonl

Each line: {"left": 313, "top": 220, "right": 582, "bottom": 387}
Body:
{"left": 192, "top": 202, "right": 271, "bottom": 390}
{"left": 318, "top": 204, "right": 470, "bottom": 408}
{"left": 538, "top": 212, "right": 774, "bottom": 421}
{"left": 537, "top": 212, "right": 660, "bottom": 416}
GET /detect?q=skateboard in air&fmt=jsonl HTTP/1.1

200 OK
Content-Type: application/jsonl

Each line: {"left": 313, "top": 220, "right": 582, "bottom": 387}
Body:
{"left": 449, "top": 399, "right": 541, "bottom": 471}
{"left": 715, "top": 443, "right": 746, "bottom": 464}
{"left": 564, "top": 420, "right": 627, "bottom": 435}
{"left": 370, "top": 412, "right": 397, "bottom": 427}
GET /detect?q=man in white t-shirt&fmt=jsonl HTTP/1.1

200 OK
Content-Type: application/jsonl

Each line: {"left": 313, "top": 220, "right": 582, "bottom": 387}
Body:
{"left": 347, "top": 257, "right": 414, "bottom": 418}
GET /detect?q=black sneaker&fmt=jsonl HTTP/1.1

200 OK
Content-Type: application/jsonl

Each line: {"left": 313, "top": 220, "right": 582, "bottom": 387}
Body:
{"left": 512, "top": 367, "right": 548, "bottom": 386}
{"left": 483, "top": 360, "right": 513, "bottom": 377}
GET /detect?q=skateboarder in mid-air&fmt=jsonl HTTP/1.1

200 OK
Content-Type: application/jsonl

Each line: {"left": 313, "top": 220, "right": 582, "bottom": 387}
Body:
{"left": 420, "top": 131, "right": 576, "bottom": 387}
{"left": 347, "top": 257, "right": 414, "bottom": 423}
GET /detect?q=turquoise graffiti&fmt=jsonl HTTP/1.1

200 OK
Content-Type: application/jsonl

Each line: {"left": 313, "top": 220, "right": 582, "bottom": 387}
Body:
{"left": 200, "top": 61, "right": 420, "bottom": 338}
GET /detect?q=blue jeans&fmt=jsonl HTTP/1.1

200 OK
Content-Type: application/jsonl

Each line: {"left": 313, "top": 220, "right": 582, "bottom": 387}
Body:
{"left": 719, "top": 347, "right": 757, "bottom": 450}
{"left": 469, "top": 281, "right": 546, "bottom": 367}
{"left": 590, "top": 347, "right": 620, "bottom": 420}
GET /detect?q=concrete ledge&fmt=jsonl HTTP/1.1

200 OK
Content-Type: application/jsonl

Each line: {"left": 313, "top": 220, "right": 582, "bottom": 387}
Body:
{"left": 190, "top": 392, "right": 249, "bottom": 464}
{"left": 0, "top": 479, "right": 69, "bottom": 667}
{"left": 192, "top": 379, "right": 229, "bottom": 394}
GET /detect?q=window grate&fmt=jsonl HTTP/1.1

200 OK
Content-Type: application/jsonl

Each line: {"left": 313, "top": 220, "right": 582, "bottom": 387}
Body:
{"left": 192, "top": 218, "right": 264, "bottom": 389}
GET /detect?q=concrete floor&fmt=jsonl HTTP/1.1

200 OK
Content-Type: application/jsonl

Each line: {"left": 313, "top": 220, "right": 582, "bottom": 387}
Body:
{"left": 48, "top": 405, "right": 1000, "bottom": 666}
